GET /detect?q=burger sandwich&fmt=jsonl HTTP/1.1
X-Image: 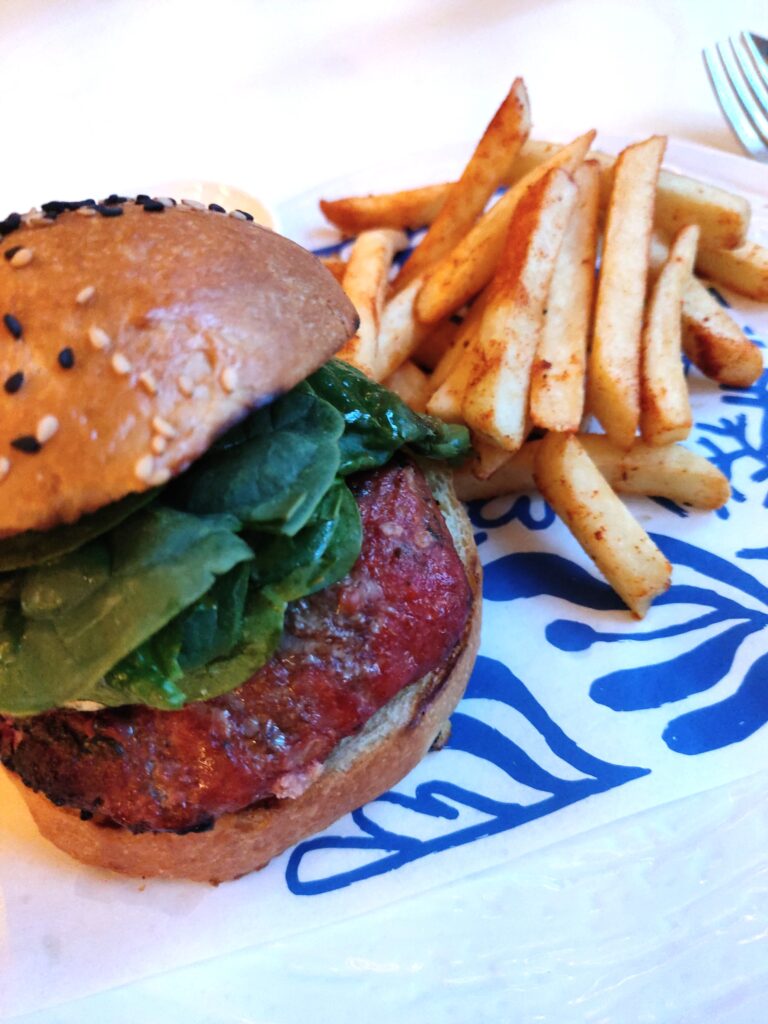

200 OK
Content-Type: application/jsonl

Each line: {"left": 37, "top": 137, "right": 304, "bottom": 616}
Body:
{"left": 0, "top": 197, "right": 481, "bottom": 883}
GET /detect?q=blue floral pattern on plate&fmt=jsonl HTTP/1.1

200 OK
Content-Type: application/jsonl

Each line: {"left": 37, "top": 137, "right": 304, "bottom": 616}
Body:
{"left": 286, "top": 237, "right": 767, "bottom": 894}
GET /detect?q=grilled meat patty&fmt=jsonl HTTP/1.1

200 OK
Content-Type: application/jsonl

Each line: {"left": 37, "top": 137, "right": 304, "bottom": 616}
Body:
{"left": 1, "top": 462, "right": 472, "bottom": 833}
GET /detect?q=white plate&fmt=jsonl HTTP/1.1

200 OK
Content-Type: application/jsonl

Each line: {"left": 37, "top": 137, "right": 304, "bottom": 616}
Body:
{"left": 4, "top": 140, "right": 768, "bottom": 1024}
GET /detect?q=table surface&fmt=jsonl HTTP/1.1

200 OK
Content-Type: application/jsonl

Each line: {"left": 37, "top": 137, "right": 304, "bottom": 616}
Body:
{"left": 2, "top": 1, "right": 768, "bottom": 1021}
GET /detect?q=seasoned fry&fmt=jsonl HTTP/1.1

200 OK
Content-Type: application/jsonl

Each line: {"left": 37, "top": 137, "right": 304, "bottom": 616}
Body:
{"left": 413, "top": 315, "right": 461, "bottom": 370}
{"left": 414, "top": 131, "right": 595, "bottom": 326}
{"left": 321, "top": 140, "right": 750, "bottom": 251}
{"left": 533, "top": 433, "right": 671, "bottom": 617}
{"left": 530, "top": 160, "right": 600, "bottom": 432}
{"left": 654, "top": 169, "right": 750, "bottom": 251}
{"left": 641, "top": 224, "right": 699, "bottom": 445}
{"left": 428, "top": 294, "right": 489, "bottom": 390}
{"left": 321, "top": 255, "right": 347, "bottom": 284}
{"left": 426, "top": 348, "right": 476, "bottom": 423}
{"left": 469, "top": 436, "right": 517, "bottom": 480}
{"left": 336, "top": 228, "right": 408, "bottom": 375}
{"left": 371, "top": 275, "right": 428, "bottom": 381}
{"left": 316, "top": 76, "right": 763, "bottom": 617}
{"left": 383, "top": 360, "right": 432, "bottom": 413}
{"left": 695, "top": 241, "right": 768, "bottom": 302}
{"left": 682, "top": 282, "right": 763, "bottom": 387}
{"left": 590, "top": 150, "right": 750, "bottom": 250}
{"left": 319, "top": 183, "right": 449, "bottom": 234}
{"left": 650, "top": 233, "right": 762, "bottom": 386}
{"left": 462, "top": 167, "right": 578, "bottom": 451}
{"left": 588, "top": 135, "right": 666, "bottom": 449}
{"left": 454, "top": 434, "right": 730, "bottom": 510}
{"left": 394, "top": 78, "right": 531, "bottom": 290}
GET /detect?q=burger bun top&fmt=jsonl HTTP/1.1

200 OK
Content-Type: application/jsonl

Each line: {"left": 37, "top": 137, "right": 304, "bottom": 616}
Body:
{"left": 0, "top": 200, "right": 357, "bottom": 537}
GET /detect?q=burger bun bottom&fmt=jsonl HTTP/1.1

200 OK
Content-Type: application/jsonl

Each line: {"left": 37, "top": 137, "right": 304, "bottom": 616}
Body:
{"left": 6, "top": 467, "right": 481, "bottom": 884}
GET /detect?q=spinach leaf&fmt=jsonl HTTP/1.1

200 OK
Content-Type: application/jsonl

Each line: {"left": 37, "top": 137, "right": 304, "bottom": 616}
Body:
{"left": 97, "top": 562, "right": 253, "bottom": 708}
{"left": 170, "top": 386, "right": 344, "bottom": 536}
{"left": 153, "top": 590, "right": 287, "bottom": 706}
{"left": 308, "top": 360, "right": 470, "bottom": 472}
{"left": 0, "top": 489, "right": 159, "bottom": 573}
{"left": 251, "top": 480, "right": 362, "bottom": 601}
{"left": 0, "top": 508, "right": 252, "bottom": 715}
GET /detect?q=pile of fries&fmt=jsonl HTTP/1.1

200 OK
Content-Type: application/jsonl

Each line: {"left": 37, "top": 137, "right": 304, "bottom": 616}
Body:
{"left": 319, "top": 79, "right": 766, "bottom": 617}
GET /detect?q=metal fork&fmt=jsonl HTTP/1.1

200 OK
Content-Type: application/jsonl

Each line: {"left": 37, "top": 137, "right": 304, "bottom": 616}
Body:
{"left": 703, "top": 32, "right": 768, "bottom": 162}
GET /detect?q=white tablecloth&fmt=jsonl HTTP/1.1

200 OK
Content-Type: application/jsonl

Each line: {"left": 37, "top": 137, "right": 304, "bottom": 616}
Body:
{"left": 2, "top": 2, "right": 767, "bottom": 1021}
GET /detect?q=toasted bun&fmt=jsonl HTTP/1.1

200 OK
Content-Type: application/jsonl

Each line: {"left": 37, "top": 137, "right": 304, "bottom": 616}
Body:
{"left": 7, "top": 467, "right": 481, "bottom": 883}
{"left": 0, "top": 202, "right": 357, "bottom": 537}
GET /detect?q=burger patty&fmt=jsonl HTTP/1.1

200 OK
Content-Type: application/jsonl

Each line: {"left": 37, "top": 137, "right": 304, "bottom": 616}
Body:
{"left": 0, "top": 462, "right": 472, "bottom": 834}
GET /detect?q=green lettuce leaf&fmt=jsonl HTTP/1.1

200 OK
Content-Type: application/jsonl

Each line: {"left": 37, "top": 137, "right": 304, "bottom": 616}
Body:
{"left": 251, "top": 480, "right": 362, "bottom": 602}
{"left": 307, "top": 359, "right": 471, "bottom": 474}
{"left": 156, "top": 590, "right": 286, "bottom": 705}
{"left": 96, "top": 562, "right": 252, "bottom": 708}
{"left": 0, "top": 359, "right": 470, "bottom": 716}
{"left": 0, "top": 489, "right": 159, "bottom": 573}
{"left": 91, "top": 484, "right": 362, "bottom": 709}
{"left": 0, "top": 508, "right": 252, "bottom": 715}
{"left": 169, "top": 386, "right": 344, "bottom": 536}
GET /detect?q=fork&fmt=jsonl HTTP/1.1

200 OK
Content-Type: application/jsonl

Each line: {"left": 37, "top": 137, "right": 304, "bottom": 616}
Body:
{"left": 703, "top": 32, "right": 768, "bottom": 162}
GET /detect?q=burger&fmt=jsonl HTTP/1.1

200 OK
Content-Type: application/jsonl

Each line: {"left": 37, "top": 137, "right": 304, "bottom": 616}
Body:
{"left": 0, "top": 196, "right": 481, "bottom": 883}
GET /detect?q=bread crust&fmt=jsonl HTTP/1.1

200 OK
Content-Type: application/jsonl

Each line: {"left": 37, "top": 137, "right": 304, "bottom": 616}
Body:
{"left": 0, "top": 203, "right": 357, "bottom": 536}
{"left": 6, "top": 471, "right": 481, "bottom": 883}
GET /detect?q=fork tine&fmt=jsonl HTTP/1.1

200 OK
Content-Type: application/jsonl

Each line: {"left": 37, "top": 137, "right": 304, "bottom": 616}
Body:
{"left": 703, "top": 46, "right": 767, "bottom": 160}
{"left": 733, "top": 34, "right": 768, "bottom": 123}
{"left": 743, "top": 32, "right": 768, "bottom": 91}
{"left": 721, "top": 39, "right": 768, "bottom": 143}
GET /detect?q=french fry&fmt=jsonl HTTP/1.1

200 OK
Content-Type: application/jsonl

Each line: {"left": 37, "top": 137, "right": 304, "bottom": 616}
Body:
{"left": 394, "top": 79, "right": 531, "bottom": 290}
{"left": 462, "top": 167, "right": 578, "bottom": 451}
{"left": 470, "top": 436, "right": 516, "bottom": 480}
{"left": 533, "top": 433, "right": 671, "bottom": 617}
{"left": 320, "top": 141, "right": 750, "bottom": 250}
{"left": 454, "top": 434, "right": 730, "bottom": 510}
{"left": 695, "top": 241, "right": 768, "bottom": 302}
{"left": 641, "top": 224, "right": 699, "bottom": 445}
{"left": 654, "top": 169, "right": 750, "bottom": 251}
{"left": 337, "top": 228, "right": 408, "bottom": 375}
{"left": 650, "top": 233, "right": 762, "bottom": 387}
{"left": 412, "top": 315, "right": 461, "bottom": 370}
{"left": 425, "top": 354, "right": 475, "bottom": 423}
{"left": 682, "top": 281, "right": 764, "bottom": 387}
{"left": 321, "top": 255, "right": 347, "bottom": 284}
{"left": 588, "top": 135, "right": 666, "bottom": 449}
{"left": 529, "top": 160, "right": 600, "bottom": 432}
{"left": 414, "top": 131, "right": 595, "bottom": 326}
{"left": 429, "top": 293, "right": 488, "bottom": 390}
{"left": 383, "top": 360, "right": 432, "bottom": 413}
{"left": 589, "top": 150, "right": 750, "bottom": 250}
{"left": 319, "top": 183, "right": 450, "bottom": 234}
{"left": 371, "top": 275, "right": 428, "bottom": 381}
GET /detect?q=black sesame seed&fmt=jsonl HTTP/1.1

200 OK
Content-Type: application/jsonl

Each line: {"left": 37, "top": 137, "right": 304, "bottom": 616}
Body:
{"left": 234, "top": 209, "right": 254, "bottom": 221}
{"left": 208, "top": 203, "right": 225, "bottom": 213}
{"left": 4, "top": 371, "right": 23, "bottom": 394}
{"left": 11, "top": 435, "right": 41, "bottom": 454}
{"left": 103, "top": 194, "right": 128, "bottom": 206}
{"left": 3, "top": 246, "right": 22, "bottom": 262}
{"left": 0, "top": 212, "right": 21, "bottom": 236}
{"left": 42, "top": 199, "right": 95, "bottom": 214}
{"left": 95, "top": 204, "right": 124, "bottom": 218}
{"left": 140, "top": 199, "right": 165, "bottom": 213}
{"left": 3, "top": 314, "right": 22, "bottom": 340}
{"left": 58, "top": 347, "right": 75, "bottom": 370}
{"left": 136, "top": 194, "right": 150, "bottom": 203}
